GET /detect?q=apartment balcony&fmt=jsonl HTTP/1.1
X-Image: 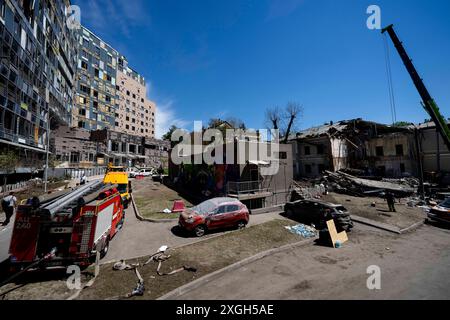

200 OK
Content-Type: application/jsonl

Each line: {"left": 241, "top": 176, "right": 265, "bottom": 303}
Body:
{"left": 226, "top": 181, "right": 273, "bottom": 201}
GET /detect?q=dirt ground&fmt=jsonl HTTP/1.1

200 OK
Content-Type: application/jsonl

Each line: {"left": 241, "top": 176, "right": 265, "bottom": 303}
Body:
{"left": 322, "top": 192, "right": 426, "bottom": 229}
{"left": 132, "top": 178, "right": 193, "bottom": 220}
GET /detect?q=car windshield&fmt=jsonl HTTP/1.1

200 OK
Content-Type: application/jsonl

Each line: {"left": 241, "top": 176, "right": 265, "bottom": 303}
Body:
{"left": 439, "top": 198, "right": 450, "bottom": 209}
{"left": 191, "top": 199, "right": 218, "bottom": 215}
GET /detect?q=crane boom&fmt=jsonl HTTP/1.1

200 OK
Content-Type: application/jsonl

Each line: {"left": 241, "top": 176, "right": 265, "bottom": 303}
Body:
{"left": 381, "top": 24, "right": 450, "bottom": 151}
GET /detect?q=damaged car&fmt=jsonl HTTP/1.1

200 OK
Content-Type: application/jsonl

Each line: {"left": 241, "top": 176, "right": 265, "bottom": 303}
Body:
{"left": 179, "top": 198, "right": 250, "bottom": 237}
{"left": 428, "top": 198, "right": 450, "bottom": 225}
{"left": 284, "top": 199, "right": 353, "bottom": 232}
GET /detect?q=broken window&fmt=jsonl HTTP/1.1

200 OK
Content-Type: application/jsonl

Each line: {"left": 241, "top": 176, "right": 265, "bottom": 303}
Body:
{"left": 304, "top": 146, "right": 311, "bottom": 156}
{"left": 279, "top": 152, "right": 287, "bottom": 159}
{"left": 376, "top": 146, "right": 384, "bottom": 157}
{"left": 317, "top": 145, "right": 325, "bottom": 155}
{"left": 396, "top": 144, "right": 404, "bottom": 156}
{"left": 400, "top": 163, "right": 406, "bottom": 173}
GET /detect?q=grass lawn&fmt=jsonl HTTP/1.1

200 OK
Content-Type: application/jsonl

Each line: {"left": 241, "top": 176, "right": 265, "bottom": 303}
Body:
{"left": 78, "top": 219, "right": 308, "bottom": 300}
{"left": 132, "top": 179, "right": 193, "bottom": 220}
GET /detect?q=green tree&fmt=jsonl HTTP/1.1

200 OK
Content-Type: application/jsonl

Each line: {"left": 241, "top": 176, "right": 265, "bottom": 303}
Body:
{"left": 0, "top": 150, "right": 19, "bottom": 190}
{"left": 162, "top": 125, "right": 178, "bottom": 141}
{"left": 393, "top": 121, "right": 412, "bottom": 127}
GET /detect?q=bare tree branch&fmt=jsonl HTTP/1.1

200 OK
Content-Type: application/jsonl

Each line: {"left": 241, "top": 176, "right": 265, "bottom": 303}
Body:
{"left": 283, "top": 102, "right": 304, "bottom": 143}
{"left": 265, "top": 106, "right": 282, "bottom": 131}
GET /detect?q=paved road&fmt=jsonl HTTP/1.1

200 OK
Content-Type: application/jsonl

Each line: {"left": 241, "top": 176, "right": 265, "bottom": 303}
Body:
{"left": 104, "top": 205, "right": 287, "bottom": 263}
{"left": 0, "top": 217, "right": 14, "bottom": 263}
{"left": 175, "top": 223, "right": 450, "bottom": 300}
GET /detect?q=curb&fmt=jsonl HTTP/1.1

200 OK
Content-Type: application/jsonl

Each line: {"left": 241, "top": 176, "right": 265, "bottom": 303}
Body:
{"left": 351, "top": 215, "right": 425, "bottom": 235}
{"left": 131, "top": 195, "right": 178, "bottom": 223}
{"left": 351, "top": 215, "right": 401, "bottom": 234}
{"left": 157, "top": 236, "right": 317, "bottom": 300}
{"left": 399, "top": 220, "right": 425, "bottom": 234}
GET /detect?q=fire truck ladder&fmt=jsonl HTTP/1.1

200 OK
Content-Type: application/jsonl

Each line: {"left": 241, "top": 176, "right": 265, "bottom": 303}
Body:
{"left": 40, "top": 180, "right": 104, "bottom": 216}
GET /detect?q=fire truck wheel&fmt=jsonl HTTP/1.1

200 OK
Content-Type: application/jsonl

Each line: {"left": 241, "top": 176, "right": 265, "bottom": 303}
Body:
{"left": 100, "top": 238, "right": 110, "bottom": 259}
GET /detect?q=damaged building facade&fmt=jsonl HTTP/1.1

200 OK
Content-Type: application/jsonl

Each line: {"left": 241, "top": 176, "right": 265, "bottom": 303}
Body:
{"left": 52, "top": 22, "right": 164, "bottom": 170}
{"left": 289, "top": 119, "right": 418, "bottom": 179}
{"left": 0, "top": 0, "right": 77, "bottom": 174}
{"left": 52, "top": 126, "right": 169, "bottom": 169}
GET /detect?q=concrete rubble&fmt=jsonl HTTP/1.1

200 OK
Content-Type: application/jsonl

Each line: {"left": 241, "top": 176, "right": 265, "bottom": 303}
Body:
{"left": 324, "top": 171, "right": 416, "bottom": 197}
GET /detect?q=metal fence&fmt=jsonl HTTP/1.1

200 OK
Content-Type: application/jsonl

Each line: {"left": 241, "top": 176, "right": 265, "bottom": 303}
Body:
{"left": 0, "top": 181, "right": 29, "bottom": 194}
{"left": 226, "top": 181, "right": 271, "bottom": 195}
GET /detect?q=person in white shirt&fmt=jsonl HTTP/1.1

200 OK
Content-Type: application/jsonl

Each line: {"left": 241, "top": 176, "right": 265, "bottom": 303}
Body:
{"left": 2, "top": 192, "right": 17, "bottom": 226}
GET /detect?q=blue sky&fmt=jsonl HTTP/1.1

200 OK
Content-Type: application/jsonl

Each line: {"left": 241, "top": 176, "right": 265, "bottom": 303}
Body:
{"left": 72, "top": 0, "right": 450, "bottom": 137}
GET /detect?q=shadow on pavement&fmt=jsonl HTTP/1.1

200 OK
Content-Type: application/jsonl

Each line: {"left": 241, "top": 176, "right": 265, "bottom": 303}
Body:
{"left": 425, "top": 219, "right": 450, "bottom": 230}
{"left": 170, "top": 225, "right": 241, "bottom": 239}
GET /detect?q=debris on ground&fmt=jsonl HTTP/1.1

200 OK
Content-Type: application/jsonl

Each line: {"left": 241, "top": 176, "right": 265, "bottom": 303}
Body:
{"left": 324, "top": 171, "right": 416, "bottom": 197}
{"left": 290, "top": 181, "right": 327, "bottom": 201}
{"left": 284, "top": 224, "right": 318, "bottom": 238}
{"left": 113, "top": 260, "right": 140, "bottom": 271}
{"left": 171, "top": 200, "right": 186, "bottom": 213}
{"left": 318, "top": 220, "right": 348, "bottom": 248}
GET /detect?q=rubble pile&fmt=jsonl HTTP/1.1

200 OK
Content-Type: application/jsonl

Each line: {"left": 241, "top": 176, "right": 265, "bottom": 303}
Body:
{"left": 324, "top": 171, "right": 416, "bottom": 197}
{"left": 290, "top": 181, "right": 326, "bottom": 201}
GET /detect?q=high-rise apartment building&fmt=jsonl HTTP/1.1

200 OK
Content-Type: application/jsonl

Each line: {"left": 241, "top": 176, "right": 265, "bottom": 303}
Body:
{"left": 73, "top": 26, "right": 118, "bottom": 131}
{"left": 116, "top": 56, "right": 156, "bottom": 138}
{"left": 0, "top": 0, "right": 77, "bottom": 165}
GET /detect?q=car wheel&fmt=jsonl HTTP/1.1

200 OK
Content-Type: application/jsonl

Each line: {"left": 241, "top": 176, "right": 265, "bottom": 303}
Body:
{"left": 237, "top": 220, "right": 247, "bottom": 230}
{"left": 100, "top": 238, "right": 110, "bottom": 259}
{"left": 194, "top": 225, "right": 206, "bottom": 237}
{"left": 286, "top": 208, "right": 295, "bottom": 218}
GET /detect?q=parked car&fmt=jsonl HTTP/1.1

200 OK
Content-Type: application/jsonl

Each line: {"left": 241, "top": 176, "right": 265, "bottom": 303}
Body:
{"left": 129, "top": 168, "right": 155, "bottom": 178}
{"left": 428, "top": 197, "right": 450, "bottom": 225}
{"left": 284, "top": 199, "right": 353, "bottom": 232}
{"left": 179, "top": 198, "right": 250, "bottom": 237}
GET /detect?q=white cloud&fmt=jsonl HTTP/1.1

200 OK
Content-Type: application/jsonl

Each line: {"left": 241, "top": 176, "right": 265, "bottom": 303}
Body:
{"left": 146, "top": 83, "right": 189, "bottom": 139}
{"left": 154, "top": 100, "right": 189, "bottom": 139}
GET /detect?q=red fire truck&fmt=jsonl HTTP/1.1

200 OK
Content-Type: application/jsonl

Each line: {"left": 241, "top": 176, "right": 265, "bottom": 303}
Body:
{"left": 8, "top": 181, "right": 125, "bottom": 269}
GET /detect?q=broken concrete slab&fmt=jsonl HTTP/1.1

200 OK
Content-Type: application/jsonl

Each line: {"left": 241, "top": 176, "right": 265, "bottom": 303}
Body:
{"left": 325, "top": 171, "right": 416, "bottom": 197}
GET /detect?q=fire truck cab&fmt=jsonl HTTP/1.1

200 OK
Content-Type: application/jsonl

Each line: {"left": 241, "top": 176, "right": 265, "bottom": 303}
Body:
{"left": 9, "top": 181, "right": 125, "bottom": 269}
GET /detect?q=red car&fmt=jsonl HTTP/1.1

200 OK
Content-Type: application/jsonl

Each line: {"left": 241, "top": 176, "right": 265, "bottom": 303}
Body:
{"left": 179, "top": 198, "right": 250, "bottom": 237}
